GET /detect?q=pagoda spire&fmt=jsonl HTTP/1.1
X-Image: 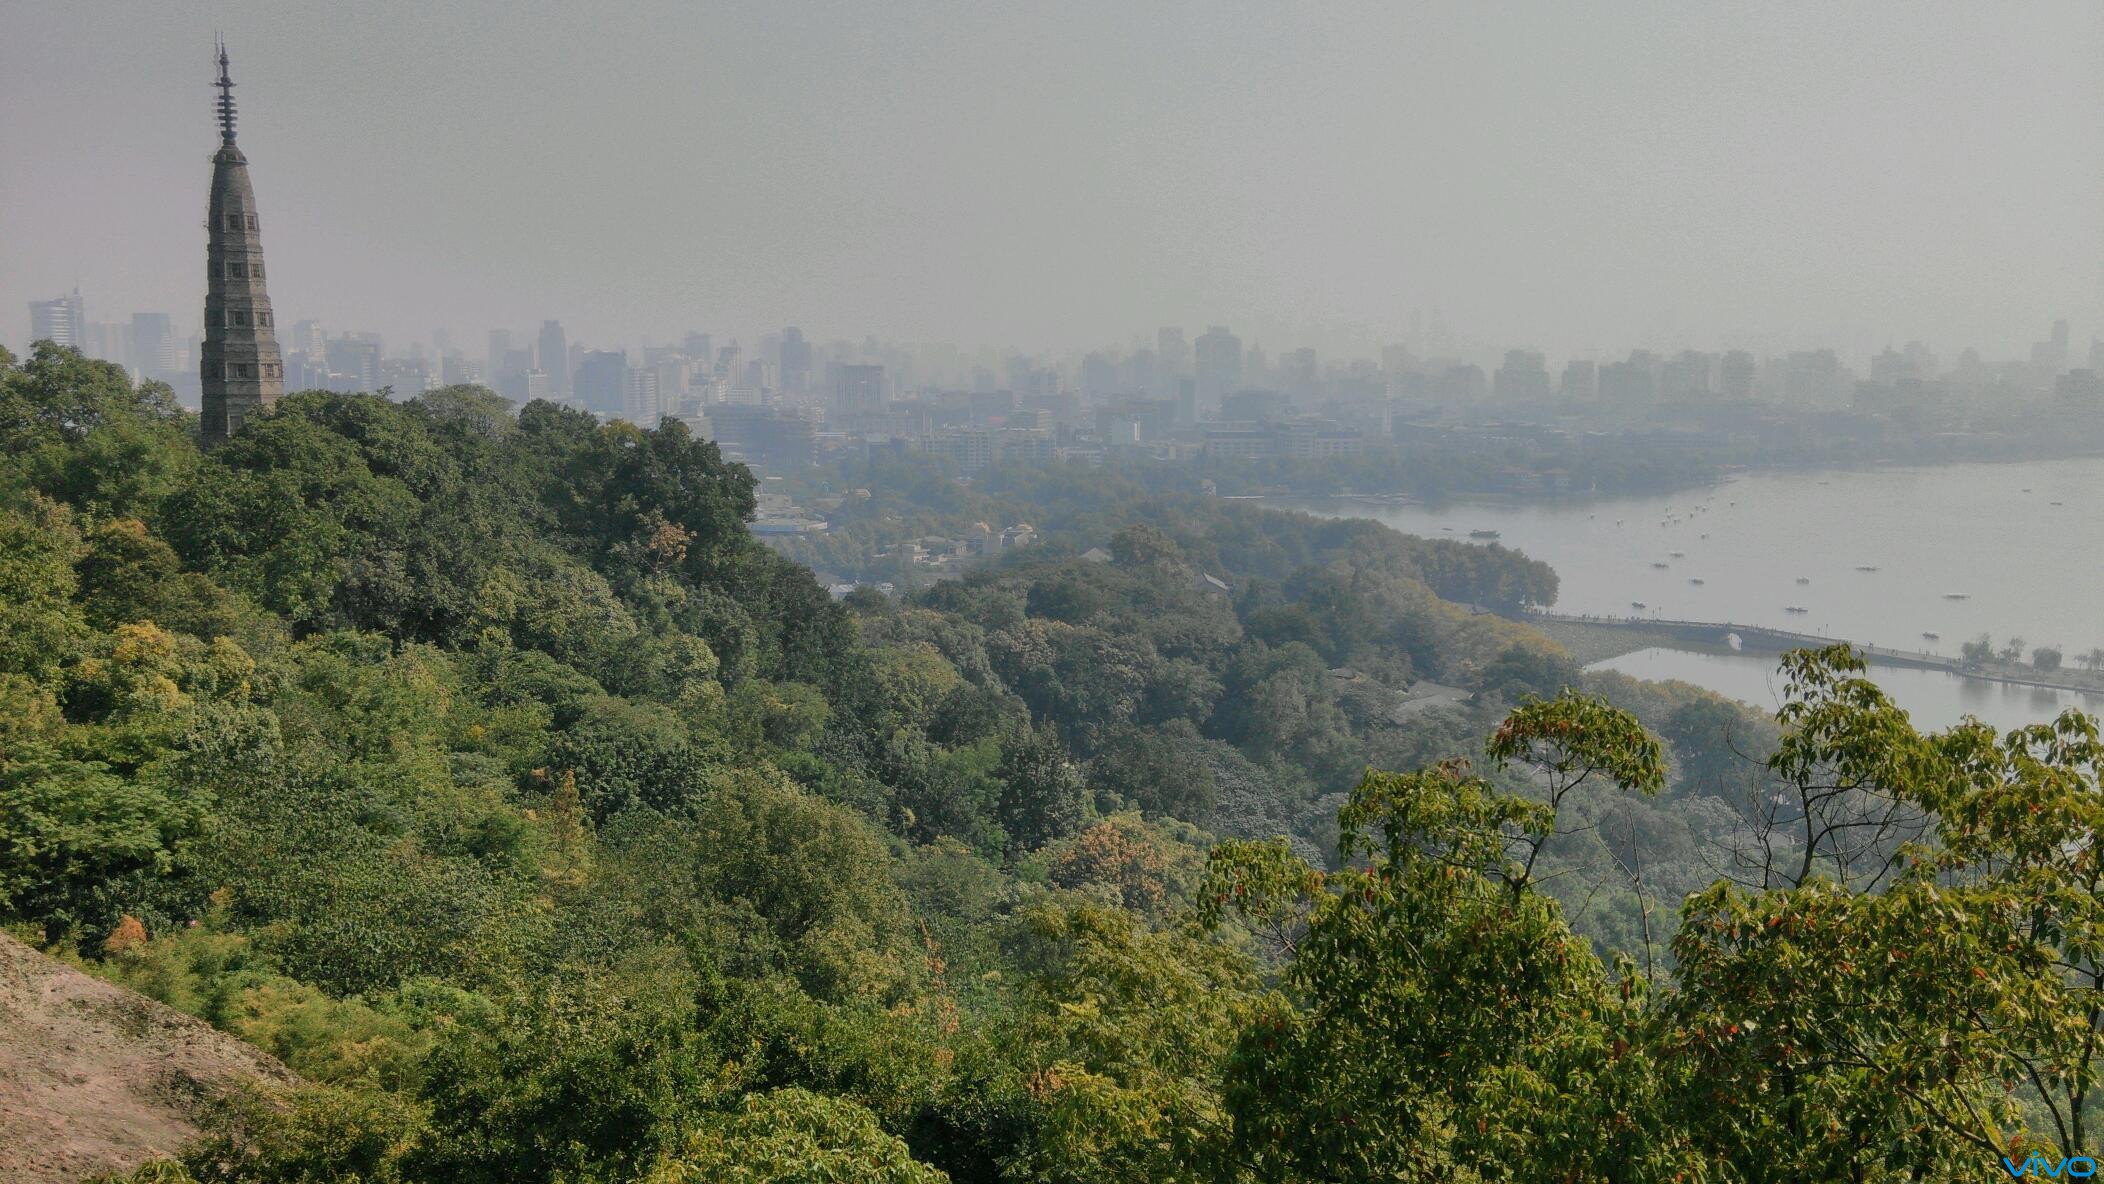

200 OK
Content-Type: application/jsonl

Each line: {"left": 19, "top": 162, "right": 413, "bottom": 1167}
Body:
{"left": 215, "top": 38, "right": 237, "bottom": 145}
{"left": 200, "top": 38, "right": 284, "bottom": 448}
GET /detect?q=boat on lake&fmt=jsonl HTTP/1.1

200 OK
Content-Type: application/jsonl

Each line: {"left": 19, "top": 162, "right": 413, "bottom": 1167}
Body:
{"left": 1785, "top": 605, "right": 1810, "bottom": 614}
{"left": 1854, "top": 565, "right": 1880, "bottom": 572}
{"left": 1670, "top": 551, "right": 1685, "bottom": 558}
{"left": 1796, "top": 577, "right": 1811, "bottom": 585}
{"left": 1922, "top": 631, "right": 1940, "bottom": 641}
{"left": 1631, "top": 601, "right": 1647, "bottom": 610}
{"left": 1650, "top": 562, "right": 1669, "bottom": 569}
{"left": 1469, "top": 529, "right": 1501, "bottom": 540}
{"left": 1943, "top": 592, "right": 1970, "bottom": 600}
{"left": 1688, "top": 577, "right": 1705, "bottom": 585}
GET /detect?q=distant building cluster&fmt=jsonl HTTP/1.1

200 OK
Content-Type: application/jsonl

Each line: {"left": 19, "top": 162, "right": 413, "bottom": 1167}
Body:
{"left": 14, "top": 60, "right": 2103, "bottom": 472}
{"left": 11, "top": 41, "right": 2104, "bottom": 477}
{"left": 875, "top": 521, "right": 1039, "bottom": 571}
{"left": 26, "top": 266, "right": 2104, "bottom": 480}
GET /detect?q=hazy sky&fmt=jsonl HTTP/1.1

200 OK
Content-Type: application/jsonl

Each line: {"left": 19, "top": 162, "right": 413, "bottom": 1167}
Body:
{"left": 5, "top": 1, "right": 2101, "bottom": 364}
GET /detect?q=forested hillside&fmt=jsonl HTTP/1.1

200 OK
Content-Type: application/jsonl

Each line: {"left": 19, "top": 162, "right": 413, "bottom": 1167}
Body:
{"left": 7, "top": 342, "right": 2104, "bottom": 1181}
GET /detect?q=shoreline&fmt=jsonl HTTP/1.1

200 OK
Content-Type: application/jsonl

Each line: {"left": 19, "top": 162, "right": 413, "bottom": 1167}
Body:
{"left": 1258, "top": 448, "right": 2104, "bottom": 509}
{"left": 1529, "top": 616, "right": 2104, "bottom": 701}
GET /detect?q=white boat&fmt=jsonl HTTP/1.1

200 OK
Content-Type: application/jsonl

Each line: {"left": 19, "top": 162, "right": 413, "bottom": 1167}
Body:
{"left": 1943, "top": 592, "right": 1970, "bottom": 600}
{"left": 1469, "top": 529, "right": 1501, "bottom": 540}
{"left": 1785, "top": 605, "right": 1809, "bottom": 614}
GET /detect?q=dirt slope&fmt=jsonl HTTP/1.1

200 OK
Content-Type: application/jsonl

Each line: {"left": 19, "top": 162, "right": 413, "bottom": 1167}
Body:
{"left": 0, "top": 932, "right": 296, "bottom": 1184}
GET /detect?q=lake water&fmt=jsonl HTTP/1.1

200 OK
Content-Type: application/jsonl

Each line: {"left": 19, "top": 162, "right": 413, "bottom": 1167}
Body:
{"left": 1593, "top": 646, "right": 2104, "bottom": 733}
{"left": 1278, "top": 456, "right": 2104, "bottom": 729}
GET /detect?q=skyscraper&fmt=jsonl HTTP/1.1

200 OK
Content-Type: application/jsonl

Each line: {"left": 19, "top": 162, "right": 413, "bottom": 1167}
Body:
{"left": 2032, "top": 319, "right": 2072, "bottom": 375}
{"left": 1493, "top": 350, "right": 1550, "bottom": 402}
{"left": 131, "top": 312, "right": 177, "bottom": 380}
{"left": 624, "top": 365, "right": 662, "bottom": 426}
{"left": 28, "top": 291, "right": 84, "bottom": 349}
{"left": 575, "top": 350, "right": 627, "bottom": 417}
{"left": 831, "top": 364, "right": 885, "bottom": 416}
{"left": 1720, "top": 350, "right": 1756, "bottom": 400}
{"left": 199, "top": 43, "right": 285, "bottom": 448}
{"left": 1193, "top": 326, "right": 1242, "bottom": 406}
{"left": 537, "top": 320, "right": 571, "bottom": 398}
{"left": 779, "top": 327, "right": 813, "bottom": 397}
{"left": 1156, "top": 327, "right": 1189, "bottom": 393}
{"left": 487, "top": 329, "right": 512, "bottom": 385}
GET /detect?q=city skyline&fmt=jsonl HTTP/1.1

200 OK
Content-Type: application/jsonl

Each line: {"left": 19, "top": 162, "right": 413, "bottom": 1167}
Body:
{"left": 5, "top": 2, "right": 2102, "bottom": 364}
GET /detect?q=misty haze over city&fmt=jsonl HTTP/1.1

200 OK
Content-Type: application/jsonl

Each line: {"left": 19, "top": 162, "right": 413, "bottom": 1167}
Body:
{"left": 5, "top": 1, "right": 2102, "bottom": 365}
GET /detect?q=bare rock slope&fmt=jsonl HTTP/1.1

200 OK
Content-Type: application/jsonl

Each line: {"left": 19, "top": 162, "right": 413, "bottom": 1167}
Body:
{"left": 0, "top": 932, "right": 295, "bottom": 1183}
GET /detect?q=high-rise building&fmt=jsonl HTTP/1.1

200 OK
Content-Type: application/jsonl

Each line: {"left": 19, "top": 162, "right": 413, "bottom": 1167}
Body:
{"left": 624, "top": 365, "right": 662, "bottom": 426}
{"left": 1282, "top": 347, "right": 1319, "bottom": 402}
{"left": 779, "top": 326, "right": 812, "bottom": 395}
{"left": 2032, "top": 319, "right": 2072, "bottom": 375}
{"left": 1081, "top": 352, "right": 1116, "bottom": 396}
{"left": 199, "top": 43, "right": 285, "bottom": 448}
{"left": 1194, "top": 326, "right": 1242, "bottom": 405}
{"left": 832, "top": 364, "right": 885, "bottom": 415}
{"left": 1558, "top": 359, "right": 1597, "bottom": 401}
{"left": 1869, "top": 346, "right": 1917, "bottom": 386}
{"left": 1598, "top": 356, "right": 1657, "bottom": 409}
{"left": 1157, "top": 327, "right": 1189, "bottom": 381}
{"left": 130, "top": 313, "right": 177, "bottom": 380}
{"left": 288, "top": 319, "right": 327, "bottom": 376}
{"left": 29, "top": 291, "right": 84, "bottom": 349}
{"left": 537, "top": 320, "right": 570, "bottom": 398}
{"left": 1494, "top": 350, "right": 1550, "bottom": 402}
{"left": 324, "top": 337, "right": 381, "bottom": 392}
{"left": 1659, "top": 351, "right": 1713, "bottom": 401}
{"left": 487, "top": 329, "right": 511, "bottom": 384}
{"left": 575, "top": 350, "right": 627, "bottom": 417}
{"left": 1125, "top": 347, "right": 1157, "bottom": 396}
{"left": 1720, "top": 350, "right": 1756, "bottom": 400}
